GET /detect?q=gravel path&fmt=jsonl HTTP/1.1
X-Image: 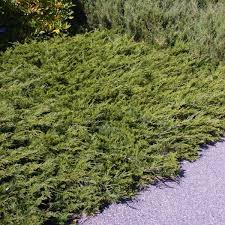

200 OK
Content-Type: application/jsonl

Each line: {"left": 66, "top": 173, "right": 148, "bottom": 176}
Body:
{"left": 79, "top": 140, "right": 225, "bottom": 225}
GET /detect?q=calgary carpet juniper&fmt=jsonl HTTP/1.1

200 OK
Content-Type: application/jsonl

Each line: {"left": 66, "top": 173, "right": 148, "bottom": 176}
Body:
{"left": 1, "top": 30, "right": 225, "bottom": 224}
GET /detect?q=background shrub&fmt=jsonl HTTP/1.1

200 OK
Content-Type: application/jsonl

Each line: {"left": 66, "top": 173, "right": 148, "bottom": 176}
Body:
{"left": 15, "top": 0, "right": 74, "bottom": 35}
{"left": 0, "top": 0, "right": 74, "bottom": 50}
{"left": 81, "top": 0, "right": 225, "bottom": 62}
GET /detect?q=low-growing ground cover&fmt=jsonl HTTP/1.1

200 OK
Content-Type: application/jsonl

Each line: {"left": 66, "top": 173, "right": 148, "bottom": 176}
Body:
{"left": 1, "top": 30, "right": 225, "bottom": 224}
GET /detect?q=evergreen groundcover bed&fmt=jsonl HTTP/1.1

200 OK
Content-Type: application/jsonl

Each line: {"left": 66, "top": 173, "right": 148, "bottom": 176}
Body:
{"left": 1, "top": 30, "right": 225, "bottom": 225}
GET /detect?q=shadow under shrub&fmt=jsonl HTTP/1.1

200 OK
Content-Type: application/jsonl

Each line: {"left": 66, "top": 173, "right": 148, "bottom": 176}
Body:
{"left": 0, "top": 0, "right": 30, "bottom": 50}
{"left": 1, "top": 30, "right": 225, "bottom": 224}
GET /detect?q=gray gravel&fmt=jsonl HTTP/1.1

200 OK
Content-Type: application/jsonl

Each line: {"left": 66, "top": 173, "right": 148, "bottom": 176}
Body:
{"left": 79, "top": 140, "right": 225, "bottom": 225}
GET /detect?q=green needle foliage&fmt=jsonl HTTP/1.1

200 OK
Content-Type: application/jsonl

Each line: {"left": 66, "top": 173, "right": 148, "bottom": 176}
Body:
{"left": 1, "top": 30, "right": 225, "bottom": 224}
{"left": 82, "top": 0, "right": 225, "bottom": 62}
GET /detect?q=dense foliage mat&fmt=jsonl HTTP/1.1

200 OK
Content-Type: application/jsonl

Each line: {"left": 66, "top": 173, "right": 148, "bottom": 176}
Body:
{"left": 1, "top": 30, "right": 225, "bottom": 224}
